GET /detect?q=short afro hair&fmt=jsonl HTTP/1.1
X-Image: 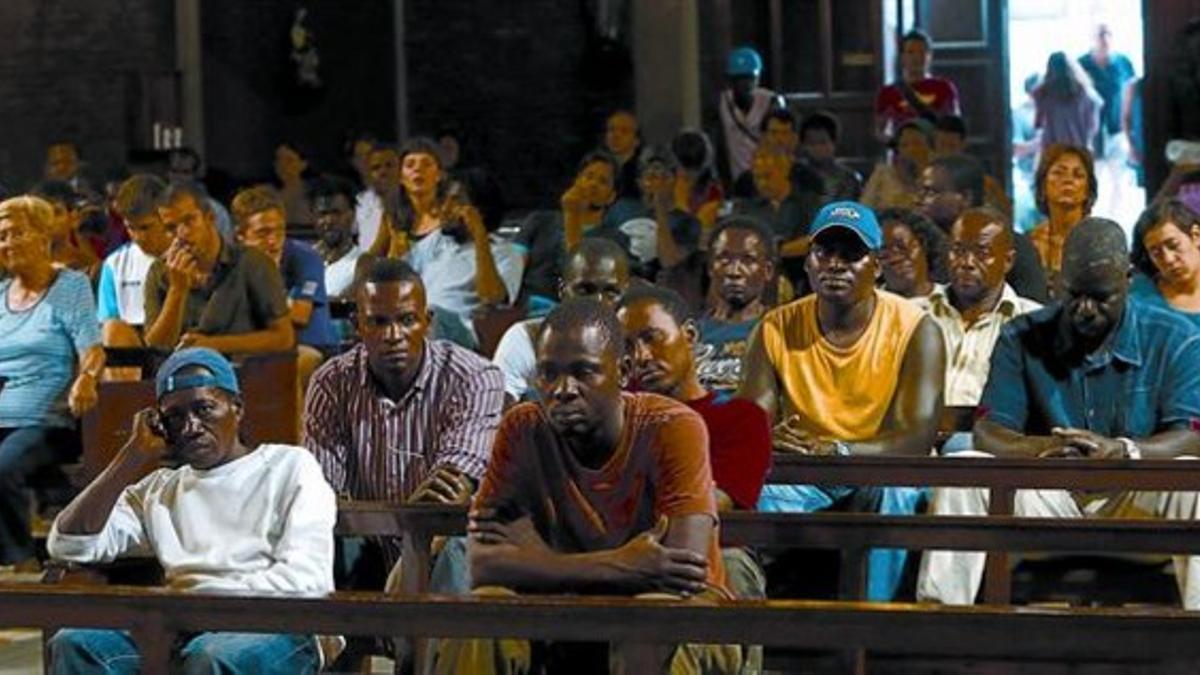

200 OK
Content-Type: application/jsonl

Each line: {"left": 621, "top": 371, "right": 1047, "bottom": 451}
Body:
{"left": 538, "top": 297, "right": 624, "bottom": 361}
{"left": 308, "top": 173, "right": 358, "bottom": 205}
{"left": 707, "top": 215, "right": 779, "bottom": 265}
{"left": 363, "top": 256, "right": 423, "bottom": 287}
{"left": 563, "top": 237, "right": 631, "bottom": 279}
{"left": 618, "top": 285, "right": 695, "bottom": 327}
{"left": 935, "top": 114, "right": 967, "bottom": 138}
{"left": 799, "top": 110, "right": 841, "bottom": 143}
{"left": 1062, "top": 217, "right": 1128, "bottom": 281}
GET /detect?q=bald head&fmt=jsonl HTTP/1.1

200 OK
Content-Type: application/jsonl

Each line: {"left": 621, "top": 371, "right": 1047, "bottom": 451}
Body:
{"left": 1062, "top": 217, "right": 1129, "bottom": 283}
{"left": 561, "top": 238, "right": 631, "bottom": 307}
{"left": 1060, "top": 218, "right": 1131, "bottom": 346}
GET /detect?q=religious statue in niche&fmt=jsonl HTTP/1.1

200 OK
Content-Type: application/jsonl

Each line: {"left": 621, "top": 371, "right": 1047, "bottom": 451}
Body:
{"left": 290, "top": 7, "right": 321, "bottom": 89}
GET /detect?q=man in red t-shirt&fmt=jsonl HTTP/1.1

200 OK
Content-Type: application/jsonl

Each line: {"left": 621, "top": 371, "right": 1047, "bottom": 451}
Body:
{"left": 432, "top": 298, "right": 744, "bottom": 674}
{"left": 875, "top": 29, "right": 961, "bottom": 142}
{"left": 617, "top": 286, "right": 772, "bottom": 605}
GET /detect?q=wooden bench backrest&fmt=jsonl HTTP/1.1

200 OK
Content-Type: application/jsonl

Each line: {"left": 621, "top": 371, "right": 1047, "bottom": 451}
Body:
{"left": 7, "top": 583, "right": 1200, "bottom": 675}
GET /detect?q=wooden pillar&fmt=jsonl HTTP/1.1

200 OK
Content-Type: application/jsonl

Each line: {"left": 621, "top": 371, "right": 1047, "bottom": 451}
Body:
{"left": 1143, "top": 0, "right": 1200, "bottom": 196}
{"left": 175, "top": 0, "right": 204, "bottom": 154}
{"left": 393, "top": 0, "right": 409, "bottom": 141}
{"left": 632, "top": 0, "right": 701, "bottom": 146}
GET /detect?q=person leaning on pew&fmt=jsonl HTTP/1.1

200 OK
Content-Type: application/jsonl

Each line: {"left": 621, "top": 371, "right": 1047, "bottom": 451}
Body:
{"left": 918, "top": 218, "right": 1200, "bottom": 608}
{"left": 738, "top": 201, "right": 945, "bottom": 602}
{"left": 142, "top": 180, "right": 295, "bottom": 355}
{"left": 45, "top": 347, "right": 336, "bottom": 673}
{"left": 432, "top": 299, "right": 745, "bottom": 674}
{"left": 304, "top": 258, "right": 503, "bottom": 592}
{"left": 617, "top": 285, "right": 772, "bottom": 605}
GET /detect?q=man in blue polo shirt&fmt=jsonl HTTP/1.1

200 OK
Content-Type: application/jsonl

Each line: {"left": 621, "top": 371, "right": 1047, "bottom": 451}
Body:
{"left": 918, "top": 218, "right": 1200, "bottom": 608}
{"left": 231, "top": 186, "right": 335, "bottom": 388}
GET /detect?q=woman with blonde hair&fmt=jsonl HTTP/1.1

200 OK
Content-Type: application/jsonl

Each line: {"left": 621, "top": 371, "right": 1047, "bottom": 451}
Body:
{"left": 0, "top": 195, "right": 103, "bottom": 570}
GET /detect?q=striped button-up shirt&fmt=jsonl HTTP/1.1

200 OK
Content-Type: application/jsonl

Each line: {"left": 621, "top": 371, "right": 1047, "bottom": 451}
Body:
{"left": 303, "top": 340, "right": 504, "bottom": 502}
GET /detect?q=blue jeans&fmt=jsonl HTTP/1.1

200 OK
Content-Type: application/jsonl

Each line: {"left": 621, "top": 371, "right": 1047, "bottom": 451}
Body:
{"left": 0, "top": 426, "right": 75, "bottom": 564}
{"left": 757, "top": 484, "right": 929, "bottom": 601}
{"left": 431, "top": 535, "right": 471, "bottom": 593}
{"left": 48, "top": 629, "right": 319, "bottom": 674}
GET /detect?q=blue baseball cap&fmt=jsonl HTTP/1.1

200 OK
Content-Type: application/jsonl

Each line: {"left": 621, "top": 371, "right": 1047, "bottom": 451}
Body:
{"left": 726, "top": 46, "right": 763, "bottom": 77}
{"left": 155, "top": 347, "right": 240, "bottom": 399}
{"left": 809, "top": 201, "right": 883, "bottom": 251}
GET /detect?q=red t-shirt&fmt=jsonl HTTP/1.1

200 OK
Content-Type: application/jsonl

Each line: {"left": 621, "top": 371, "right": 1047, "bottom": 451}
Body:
{"left": 875, "top": 77, "right": 961, "bottom": 131}
{"left": 685, "top": 391, "right": 772, "bottom": 510}
{"left": 475, "top": 392, "right": 727, "bottom": 591}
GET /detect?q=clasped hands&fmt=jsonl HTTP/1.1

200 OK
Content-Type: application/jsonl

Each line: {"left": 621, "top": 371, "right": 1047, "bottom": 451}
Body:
{"left": 772, "top": 414, "right": 839, "bottom": 455}
{"left": 1038, "top": 427, "right": 1126, "bottom": 459}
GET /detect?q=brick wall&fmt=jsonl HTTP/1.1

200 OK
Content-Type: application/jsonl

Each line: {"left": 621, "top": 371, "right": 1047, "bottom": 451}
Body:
{"left": 404, "top": 0, "right": 634, "bottom": 209}
{"left": 0, "top": 0, "right": 174, "bottom": 191}
{"left": 200, "top": 0, "right": 397, "bottom": 190}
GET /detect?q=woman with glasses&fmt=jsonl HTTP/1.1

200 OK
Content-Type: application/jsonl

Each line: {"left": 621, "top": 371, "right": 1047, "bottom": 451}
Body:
{"left": 878, "top": 208, "right": 949, "bottom": 308}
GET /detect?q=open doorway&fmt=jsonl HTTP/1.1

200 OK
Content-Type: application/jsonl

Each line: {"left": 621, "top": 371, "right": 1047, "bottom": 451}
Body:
{"left": 1008, "top": 0, "right": 1145, "bottom": 235}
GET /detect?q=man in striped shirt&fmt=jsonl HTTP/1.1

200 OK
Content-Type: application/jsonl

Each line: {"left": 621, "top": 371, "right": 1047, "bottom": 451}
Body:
{"left": 303, "top": 257, "right": 504, "bottom": 583}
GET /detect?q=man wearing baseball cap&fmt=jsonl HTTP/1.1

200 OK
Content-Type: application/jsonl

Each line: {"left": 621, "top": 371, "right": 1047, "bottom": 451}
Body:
{"left": 46, "top": 347, "right": 336, "bottom": 673}
{"left": 718, "top": 45, "right": 784, "bottom": 184}
{"left": 739, "top": 200, "right": 945, "bottom": 601}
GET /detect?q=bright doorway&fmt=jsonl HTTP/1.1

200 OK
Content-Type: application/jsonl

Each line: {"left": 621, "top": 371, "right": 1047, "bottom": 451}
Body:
{"left": 1008, "top": 0, "right": 1145, "bottom": 235}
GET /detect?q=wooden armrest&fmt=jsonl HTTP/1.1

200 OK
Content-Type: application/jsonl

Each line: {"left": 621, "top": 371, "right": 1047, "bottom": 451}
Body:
{"left": 42, "top": 558, "right": 164, "bottom": 587}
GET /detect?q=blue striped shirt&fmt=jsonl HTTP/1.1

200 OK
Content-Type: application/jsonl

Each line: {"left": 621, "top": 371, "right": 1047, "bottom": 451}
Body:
{"left": 0, "top": 269, "right": 101, "bottom": 428}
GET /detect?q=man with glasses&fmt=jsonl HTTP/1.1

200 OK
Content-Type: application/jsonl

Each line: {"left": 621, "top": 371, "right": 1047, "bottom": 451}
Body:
{"left": 143, "top": 181, "right": 294, "bottom": 354}
{"left": 47, "top": 347, "right": 336, "bottom": 673}
{"left": 917, "top": 154, "right": 1048, "bottom": 302}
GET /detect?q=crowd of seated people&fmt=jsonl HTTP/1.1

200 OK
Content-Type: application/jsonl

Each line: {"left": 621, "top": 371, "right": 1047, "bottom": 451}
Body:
{"left": 5, "top": 32, "right": 1200, "bottom": 674}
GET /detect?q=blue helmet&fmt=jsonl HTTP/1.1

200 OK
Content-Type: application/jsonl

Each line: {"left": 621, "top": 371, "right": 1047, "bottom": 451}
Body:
{"left": 726, "top": 46, "right": 763, "bottom": 77}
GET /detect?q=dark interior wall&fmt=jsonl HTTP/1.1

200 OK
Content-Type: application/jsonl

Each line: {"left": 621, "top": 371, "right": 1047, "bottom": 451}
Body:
{"left": 404, "top": 0, "right": 634, "bottom": 210}
{"left": 0, "top": 0, "right": 174, "bottom": 191}
{"left": 1143, "top": 0, "right": 1200, "bottom": 196}
{"left": 200, "top": 0, "right": 397, "bottom": 194}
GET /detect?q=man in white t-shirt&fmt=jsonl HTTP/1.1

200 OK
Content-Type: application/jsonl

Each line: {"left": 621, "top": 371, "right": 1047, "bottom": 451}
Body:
{"left": 492, "top": 238, "right": 630, "bottom": 405}
{"left": 719, "top": 46, "right": 783, "bottom": 184}
{"left": 355, "top": 143, "right": 401, "bottom": 253}
{"left": 97, "top": 174, "right": 174, "bottom": 347}
{"left": 309, "top": 175, "right": 363, "bottom": 298}
{"left": 46, "top": 347, "right": 336, "bottom": 674}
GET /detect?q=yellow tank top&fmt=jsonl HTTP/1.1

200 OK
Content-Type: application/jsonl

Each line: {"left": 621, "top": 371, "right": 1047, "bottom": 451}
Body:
{"left": 759, "top": 290, "right": 925, "bottom": 441}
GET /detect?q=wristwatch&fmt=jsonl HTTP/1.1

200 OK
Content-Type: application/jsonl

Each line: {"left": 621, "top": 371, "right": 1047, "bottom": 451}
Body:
{"left": 832, "top": 440, "right": 852, "bottom": 457}
{"left": 1117, "top": 437, "right": 1142, "bottom": 460}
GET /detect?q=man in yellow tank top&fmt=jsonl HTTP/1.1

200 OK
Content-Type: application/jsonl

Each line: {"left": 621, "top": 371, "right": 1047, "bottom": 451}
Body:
{"left": 739, "top": 200, "right": 945, "bottom": 600}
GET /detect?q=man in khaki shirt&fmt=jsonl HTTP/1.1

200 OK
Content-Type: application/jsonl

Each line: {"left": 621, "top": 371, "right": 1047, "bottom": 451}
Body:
{"left": 925, "top": 207, "right": 1040, "bottom": 450}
